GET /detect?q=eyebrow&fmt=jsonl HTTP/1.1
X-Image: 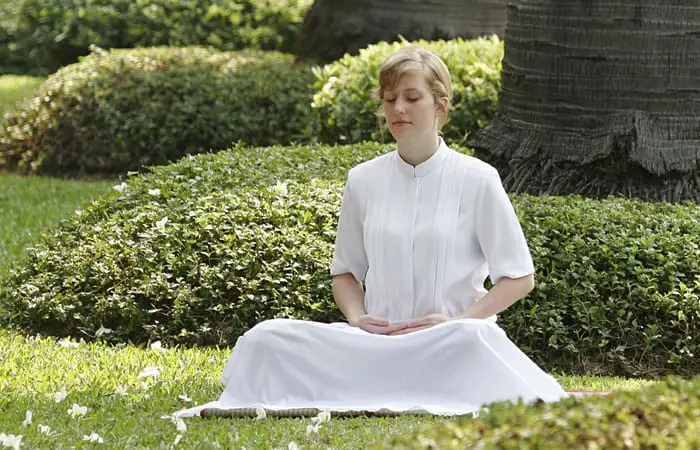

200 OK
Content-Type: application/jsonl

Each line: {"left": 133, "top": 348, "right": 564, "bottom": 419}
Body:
{"left": 384, "top": 88, "right": 421, "bottom": 95}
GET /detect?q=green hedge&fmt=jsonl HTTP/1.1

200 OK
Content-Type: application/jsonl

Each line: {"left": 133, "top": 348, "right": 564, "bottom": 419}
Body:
{"left": 0, "top": 47, "right": 315, "bottom": 177}
{"left": 1, "top": 143, "right": 698, "bottom": 376}
{"left": 4, "top": 0, "right": 313, "bottom": 75}
{"left": 387, "top": 376, "right": 700, "bottom": 449}
{"left": 311, "top": 37, "right": 503, "bottom": 144}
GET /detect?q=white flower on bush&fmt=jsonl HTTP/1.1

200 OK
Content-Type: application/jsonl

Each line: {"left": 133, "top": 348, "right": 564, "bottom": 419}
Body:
{"left": 0, "top": 433, "right": 22, "bottom": 450}
{"left": 95, "top": 326, "right": 112, "bottom": 338}
{"left": 137, "top": 366, "right": 161, "bottom": 379}
{"left": 112, "top": 182, "right": 128, "bottom": 193}
{"left": 20, "top": 411, "right": 31, "bottom": 428}
{"left": 53, "top": 388, "right": 68, "bottom": 403}
{"left": 67, "top": 403, "right": 87, "bottom": 418}
{"left": 82, "top": 432, "right": 103, "bottom": 443}
{"left": 148, "top": 188, "right": 161, "bottom": 197}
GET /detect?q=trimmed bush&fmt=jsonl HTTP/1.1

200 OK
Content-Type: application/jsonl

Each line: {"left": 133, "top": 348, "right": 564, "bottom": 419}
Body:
{"left": 311, "top": 37, "right": 503, "bottom": 144}
{"left": 387, "top": 375, "right": 700, "bottom": 449}
{"left": 0, "top": 47, "right": 316, "bottom": 177}
{"left": 1, "top": 143, "right": 698, "bottom": 376}
{"left": 5, "top": 0, "right": 313, "bottom": 75}
{"left": 509, "top": 196, "right": 700, "bottom": 377}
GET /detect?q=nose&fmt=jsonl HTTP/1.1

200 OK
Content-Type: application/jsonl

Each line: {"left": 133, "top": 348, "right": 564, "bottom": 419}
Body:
{"left": 393, "top": 98, "right": 407, "bottom": 114}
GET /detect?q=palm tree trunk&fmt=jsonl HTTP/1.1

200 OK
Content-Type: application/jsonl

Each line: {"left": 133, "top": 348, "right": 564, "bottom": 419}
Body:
{"left": 470, "top": 0, "right": 700, "bottom": 203}
{"left": 297, "top": 0, "right": 506, "bottom": 63}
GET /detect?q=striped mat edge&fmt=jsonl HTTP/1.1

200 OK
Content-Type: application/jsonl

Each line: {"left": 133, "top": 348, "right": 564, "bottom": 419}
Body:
{"left": 200, "top": 391, "right": 612, "bottom": 418}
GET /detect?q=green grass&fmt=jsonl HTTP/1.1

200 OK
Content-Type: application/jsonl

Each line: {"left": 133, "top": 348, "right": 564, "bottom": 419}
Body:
{"left": 0, "top": 329, "right": 657, "bottom": 449}
{"left": 0, "top": 75, "right": 45, "bottom": 117}
{"left": 0, "top": 173, "right": 661, "bottom": 448}
{"left": 0, "top": 174, "right": 113, "bottom": 280}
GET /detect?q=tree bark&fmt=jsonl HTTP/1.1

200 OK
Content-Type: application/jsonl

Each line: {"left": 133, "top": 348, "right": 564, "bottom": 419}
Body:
{"left": 297, "top": 0, "right": 506, "bottom": 63}
{"left": 470, "top": 0, "right": 700, "bottom": 203}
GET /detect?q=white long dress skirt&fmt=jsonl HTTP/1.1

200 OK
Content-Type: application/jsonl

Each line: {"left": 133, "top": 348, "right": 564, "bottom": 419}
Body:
{"left": 174, "top": 318, "right": 568, "bottom": 417}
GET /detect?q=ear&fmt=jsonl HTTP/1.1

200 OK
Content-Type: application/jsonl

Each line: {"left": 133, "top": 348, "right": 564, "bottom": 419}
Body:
{"left": 436, "top": 96, "right": 449, "bottom": 115}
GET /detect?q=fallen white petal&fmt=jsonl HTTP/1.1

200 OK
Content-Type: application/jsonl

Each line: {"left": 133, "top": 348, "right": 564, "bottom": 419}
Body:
{"left": 306, "top": 423, "right": 320, "bottom": 437}
{"left": 67, "top": 403, "right": 87, "bottom": 417}
{"left": 53, "top": 387, "right": 68, "bottom": 403}
{"left": 311, "top": 410, "right": 331, "bottom": 424}
{"left": 0, "top": 433, "right": 22, "bottom": 450}
{"left": 137, "top": 366, "right": 161, "bottom": 379}
{"left": 114, "top": 385, "right": 128, "bottom": 396}
{"left": 95, "top": 326, "right": 113, "bottom": 338}
{"left": 173, "top": 417, "right": 187, "bottom": 434}
{"left": 155, "top": 217, "right": 169, "bottom": 231}
{"left": 58, "top": 339, "right": 79, "bottom": 348}
{"left": 37, "top": 424, "right": 51, "bottom": 435}
{"left": 112, "top": 182, "right": 128, "bottom": 192}
{"left": 178, "top": 394, "right": 192, "bottom": 402}
{"left": 173, "top": 435, "right": 183, "bottom": 446}
{"left": 82, "top": 432, "right": 103, "bottom": 443}
{"left": 150, "top": 341, "right": 166, "bottom": 352}
{"left": 20, "top": 411, "right": 32, "bottom": 427}
{"left": 255, "top": 408, "right": 266, "bottom": 420}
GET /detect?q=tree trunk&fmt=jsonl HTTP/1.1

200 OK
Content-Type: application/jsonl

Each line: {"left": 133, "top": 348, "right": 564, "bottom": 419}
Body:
{"left": 470, "top": 0, "right": 700, "bottom": 203}
{"left": 297, "top": 0, "right": 506, "bottom": 63}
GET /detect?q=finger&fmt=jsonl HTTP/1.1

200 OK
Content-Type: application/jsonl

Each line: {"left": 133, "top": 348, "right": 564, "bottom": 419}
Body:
{"left": 390, "top": 325, "right": 431, "bottom": 336}
{"left": 364, "top": 325, "right": 392, "bottom": 335}
{"left": 385, "top": 322, "right": 411, "bottom": 333}
{"left": 364, "top": 316, "right": 390, "bottom": 326}
{"left": 404, "top": 319, "right": 427, "bottom": 328}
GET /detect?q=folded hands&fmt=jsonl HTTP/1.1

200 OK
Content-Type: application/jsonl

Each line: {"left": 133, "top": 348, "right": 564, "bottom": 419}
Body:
{"left": 352, "top": 313, "right": 451, "bottom": 335}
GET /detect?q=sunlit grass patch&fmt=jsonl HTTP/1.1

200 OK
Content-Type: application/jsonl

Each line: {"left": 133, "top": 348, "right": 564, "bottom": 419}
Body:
{"left": 0, "top": 75, "right": 44, "bottom": 117}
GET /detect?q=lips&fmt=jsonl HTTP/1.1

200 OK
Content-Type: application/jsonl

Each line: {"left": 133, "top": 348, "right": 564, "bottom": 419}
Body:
{"left": 393, "top": 121, "right": 411, "bottom": 125}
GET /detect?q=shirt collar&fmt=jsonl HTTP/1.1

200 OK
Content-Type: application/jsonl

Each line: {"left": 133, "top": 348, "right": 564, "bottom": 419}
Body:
{"left": 395, "top": 138, "right": 449, "bottom": 178}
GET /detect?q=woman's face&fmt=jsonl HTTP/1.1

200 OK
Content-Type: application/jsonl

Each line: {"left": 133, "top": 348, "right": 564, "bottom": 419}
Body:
{"left": 383, "top": 71, "right": 444, "bottom": 143}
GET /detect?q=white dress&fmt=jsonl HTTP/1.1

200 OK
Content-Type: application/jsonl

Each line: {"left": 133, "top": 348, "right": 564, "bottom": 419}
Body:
{"left": 175, "top": 139, "right": 568, "bottom": 418}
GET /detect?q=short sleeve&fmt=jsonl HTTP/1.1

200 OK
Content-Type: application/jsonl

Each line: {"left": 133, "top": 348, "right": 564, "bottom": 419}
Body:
{"left": 330, "top": 174, "right": 368, "bottom": 281}
{"left": 475, "top": 169, "right": 535, "bottom": 285}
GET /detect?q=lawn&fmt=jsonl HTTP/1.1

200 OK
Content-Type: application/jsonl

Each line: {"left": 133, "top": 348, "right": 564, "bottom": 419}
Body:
{"left": 0, "top": 173, "right": 661, "bottom": 448}
{"left": 0, "top": 75, "right": 44, "bottom": 117}
{"left": 0, "top": 174, "right": 113, "bottom": 281}
{"left": 0, "top": 330, "right": 657, "bottom": 449}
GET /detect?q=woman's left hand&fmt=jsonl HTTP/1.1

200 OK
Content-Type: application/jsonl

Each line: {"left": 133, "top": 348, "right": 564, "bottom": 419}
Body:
{"left": 388, "top": 314, "right": 451, "bottom": 335}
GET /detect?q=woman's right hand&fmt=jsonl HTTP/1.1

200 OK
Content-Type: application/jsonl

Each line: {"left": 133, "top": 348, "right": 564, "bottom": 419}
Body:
{"left": 351, "top": 315, "right": 408, "bottom": 335}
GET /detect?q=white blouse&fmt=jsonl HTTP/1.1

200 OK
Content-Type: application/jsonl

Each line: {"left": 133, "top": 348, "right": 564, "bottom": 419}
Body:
{"left": 330, "top": 139, "right": 535, "bottom": 322}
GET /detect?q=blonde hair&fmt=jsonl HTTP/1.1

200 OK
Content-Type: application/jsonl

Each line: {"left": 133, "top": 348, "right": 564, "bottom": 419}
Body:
{"left": 373, "top": 46, "right": 453, "bottom": 130}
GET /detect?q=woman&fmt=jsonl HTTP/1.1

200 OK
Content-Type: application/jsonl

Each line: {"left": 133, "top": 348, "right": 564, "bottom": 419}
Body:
{"left": 176, "top": 46, "right": 567, "bottom": 418}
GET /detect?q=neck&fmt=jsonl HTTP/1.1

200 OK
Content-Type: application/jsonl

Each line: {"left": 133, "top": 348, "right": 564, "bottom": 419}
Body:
{"left": 397, "top": 134, "right": 440, "bottom": 166}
